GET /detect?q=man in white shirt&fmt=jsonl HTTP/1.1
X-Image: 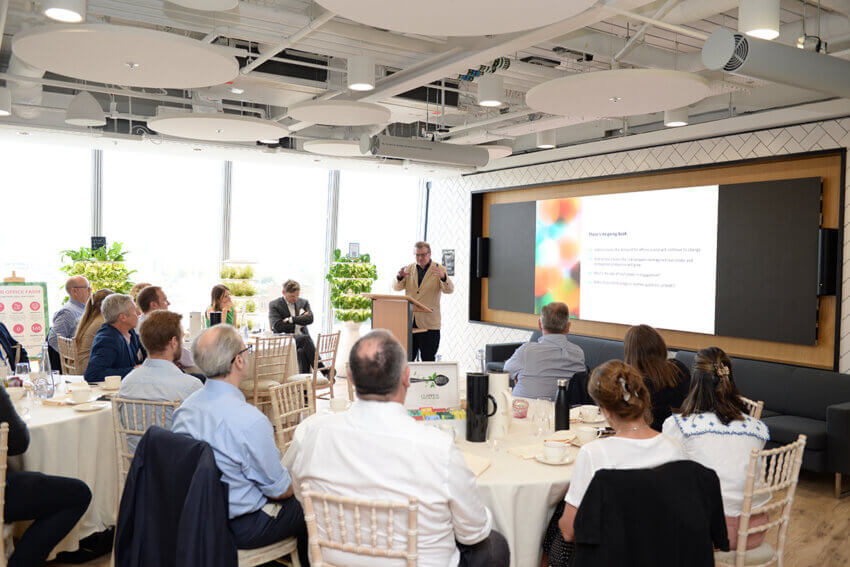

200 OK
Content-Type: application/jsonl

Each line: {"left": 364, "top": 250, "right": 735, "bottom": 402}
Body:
{"left": 290, "top": 330, "right": 508, "bottom": 567}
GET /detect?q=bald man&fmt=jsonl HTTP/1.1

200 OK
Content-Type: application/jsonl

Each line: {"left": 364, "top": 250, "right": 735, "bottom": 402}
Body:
{"left": 47, "top": 276, "right": 91, "bottom": 373}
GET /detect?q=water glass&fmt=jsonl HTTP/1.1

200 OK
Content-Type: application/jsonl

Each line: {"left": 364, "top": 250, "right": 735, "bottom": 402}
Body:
{"left": 14, "top": 362, "right": 30, "bottom": 379}
{"left": 34, "top": 372, "right": 55, "bottom": 400}
{"left": 488, "top": 437, "right": 501, "bottom": 454}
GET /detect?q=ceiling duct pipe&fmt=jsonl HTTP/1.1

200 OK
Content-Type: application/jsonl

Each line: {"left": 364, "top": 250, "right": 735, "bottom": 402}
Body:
{"left": 7, "top": 55, "right": 44, "bottom": 119}
{"left": 702, "top": 28, "right": 850, "bottom": 99}
{"left": 360, "top": 134, "right": 490, "bottom": 167}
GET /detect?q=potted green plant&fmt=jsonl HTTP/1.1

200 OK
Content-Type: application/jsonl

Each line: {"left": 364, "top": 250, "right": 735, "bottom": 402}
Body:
{"left": 60, "top": 242, "right": 136, "bottom": 301}
{"left": 220, "top": 262, "right": 257, "bottom": 329}
{"left": 326, "top": 249, "right": 378, "bottom": 373}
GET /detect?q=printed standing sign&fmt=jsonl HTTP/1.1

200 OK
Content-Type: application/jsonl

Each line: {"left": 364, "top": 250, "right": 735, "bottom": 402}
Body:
{"left": 349, "top": 242, "right": 360, "bottom": 258}
{"left": 403, "top": 361, "right": 460, "bottom": 409}
{"left": 0, "top": 282, "right": 49, "bottom": 359}
{"left": 441, "top": 249, "right": 455, "bottom": 276}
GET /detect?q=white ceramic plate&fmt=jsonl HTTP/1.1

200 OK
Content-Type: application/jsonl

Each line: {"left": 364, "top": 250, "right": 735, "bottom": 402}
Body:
{"left": 73, "top": 401, "right": 109, "bottom": 412}
{"left": 581, "top": 416, "right": 607, "bottom": 424}
{"left": 535, "top": 453, "right": 575, "bottom": 466}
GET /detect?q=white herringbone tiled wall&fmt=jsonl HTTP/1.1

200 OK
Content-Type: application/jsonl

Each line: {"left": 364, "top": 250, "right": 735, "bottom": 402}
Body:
{"left": 428, "top": 119, "right": 850, "bottom": 374}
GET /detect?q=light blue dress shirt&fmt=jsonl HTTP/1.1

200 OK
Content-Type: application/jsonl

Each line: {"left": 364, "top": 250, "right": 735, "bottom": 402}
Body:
{"left": 504, "top": 334, "right": 586, "bottom": 400}
{"left": 47, "top": 299, "right": 85, "bottom": 351}
{"left": 171, "top": 379, "right": 292, "bottom": 518}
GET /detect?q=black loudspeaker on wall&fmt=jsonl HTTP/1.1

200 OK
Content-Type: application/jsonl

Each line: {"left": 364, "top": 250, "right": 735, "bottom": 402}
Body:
{"left": 475, "top": 237, "right": 490, "bottom": 278}
{"left": 817, "top": 228, "right": 838, "bottom": 296}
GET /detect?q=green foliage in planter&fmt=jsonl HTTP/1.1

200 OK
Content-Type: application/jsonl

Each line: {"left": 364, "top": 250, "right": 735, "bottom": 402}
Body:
{"left": 328, "top": 262, "right": 377, "bottom": 280}
{"left": 334, "top": 294, "right": 372, "bottom": 310}
{"left": 60, "top": 243, "right": 135, "bottom": 300}
{"left": 220, "top": 265, "right": 254, "bottom": 279}
{"left": 329, "top": 278, "right": 374, "bottom": 297}
{"left": 328, "top": 249, "right": 377, "bottom": 322}
{"left": 244, "top": 299, "right": 257, "bottom": 313}
{"left": 335, "top": 309, "right": 372, "bottom": 322}
{"left": 228, "top": 281, "right": 257, "bottom": 297}
{"left": 333, "top": 249, "right": 371, "bottom": 264}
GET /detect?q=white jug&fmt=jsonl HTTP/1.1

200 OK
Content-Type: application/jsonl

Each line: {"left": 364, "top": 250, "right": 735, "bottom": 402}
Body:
{"left": 487, "top": 372, "right": 513, "bottom": 440}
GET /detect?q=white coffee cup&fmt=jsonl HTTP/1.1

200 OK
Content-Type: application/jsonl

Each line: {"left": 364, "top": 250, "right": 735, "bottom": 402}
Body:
{"left": 576, "top": 425, "right": 601, "bottom": 445}
{"left": 330, "top": 397, "right": 349, "bottom": 412}
{"left": 580, "top": 405, "right": 601, "bottom": 422}
{"left": 543, "top": 440, "right": 567, "bottom": 462}
{"left": 6, "top": 387, "right": 25, "bottom": 402}
{"left": 70, "top": 386, "right": 92, "bottom": 404}
{"left": 104, "top": 375, "right": 121, "bottom": 390}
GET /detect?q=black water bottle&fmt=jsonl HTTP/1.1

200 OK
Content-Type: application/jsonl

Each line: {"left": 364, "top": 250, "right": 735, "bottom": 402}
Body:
{"left": 555, "top": 378, "right": 570, "bottom": 431}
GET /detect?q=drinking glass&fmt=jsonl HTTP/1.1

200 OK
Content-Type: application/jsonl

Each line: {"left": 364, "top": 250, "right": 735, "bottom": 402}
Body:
{"left": 34, "top": 372, "right": 55, "bottom": 400}
{"left": 14, "top": 362, "right": 30, "bottom": 380}
{"left": 533, "top": 398, "right": 552, "bottom": 438}
{"left": 488, "top": 437, "right": 501, "bottom": 454}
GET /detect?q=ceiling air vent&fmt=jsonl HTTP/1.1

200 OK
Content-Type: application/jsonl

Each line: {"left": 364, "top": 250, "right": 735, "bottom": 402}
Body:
{"left": 724, "top": 34, "right": 749, "bottom": 72}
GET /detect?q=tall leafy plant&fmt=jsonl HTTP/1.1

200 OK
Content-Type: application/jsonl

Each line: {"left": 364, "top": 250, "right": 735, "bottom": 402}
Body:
{"left": 60, "top": 242, "right": 136, "bottom": 301}
{"left": 326, "top": 249, "right": 377, "bottom": 323}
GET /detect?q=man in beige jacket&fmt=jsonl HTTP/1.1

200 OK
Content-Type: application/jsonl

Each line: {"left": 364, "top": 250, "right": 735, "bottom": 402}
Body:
{"left": 393, "top": 241, "right": 454, "bottom": 361}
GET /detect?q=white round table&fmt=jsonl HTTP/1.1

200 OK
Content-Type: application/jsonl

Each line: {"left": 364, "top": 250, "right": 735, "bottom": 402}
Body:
{"left": 11, "top": 376, "right": 118, "bottom": 558}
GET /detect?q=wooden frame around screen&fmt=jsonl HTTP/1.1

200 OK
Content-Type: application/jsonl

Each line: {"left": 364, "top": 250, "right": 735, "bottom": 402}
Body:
{"left": 472, "top": 150, "right": 845, "bottom": 370}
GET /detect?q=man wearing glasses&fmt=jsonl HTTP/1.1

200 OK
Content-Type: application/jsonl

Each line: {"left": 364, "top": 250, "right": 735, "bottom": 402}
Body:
{"left": 172, "top": 325, "right": 308, "bottom": 564}
{"left": 46, "top": 276, "right": 91, "bottom": 372}
{"left": 393, "top": 241, "right": 454, "bottom": 361}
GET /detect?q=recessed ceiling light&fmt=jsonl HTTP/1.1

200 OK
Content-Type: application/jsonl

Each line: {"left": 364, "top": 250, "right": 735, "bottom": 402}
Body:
{"left": 347, "top": 55, "right": 375, "bottom": 91}
{"left": 42, "top": 0, "right": 85, "bottom": 23}
{"left": 536, "top": 130, "right": 556, "bottom": 149}
{"left": 663, "top": 107, "right": 689, "bottom": 128}
{"left": 739, "top": 0, "right": 780, "bottom": 41}
{"left": 477, "top": 74, "right": 504, "bottom": 107}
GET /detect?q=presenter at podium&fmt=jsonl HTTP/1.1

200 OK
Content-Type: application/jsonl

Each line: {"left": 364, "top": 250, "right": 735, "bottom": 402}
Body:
{"left": 393, "top": 241, "right": 454, "bottom": 361}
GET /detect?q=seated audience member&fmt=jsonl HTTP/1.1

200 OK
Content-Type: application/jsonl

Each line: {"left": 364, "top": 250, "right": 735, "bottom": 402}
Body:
{"left": 46, "top": 276, "right": 91, "bottom": 372}
{"left": 205, "top": 284, "right": 236, "bottom": 326}
{"left": 268, "top": 280, "right": 316, "bottom": 373}
{"left": 136, "top": 285, "right": 194, "bottom": 369}
{"left": 504, "top": 302, "right": 585, "bottom": 400}
{"left": 558, "top": 360, "right": 685, "bottom": 544}
{"left": 73, "top": 289, "right": 114, "bottom": 373}
{"left": 84, "top": 294, "right": 147, "bottom": 383}
{"left": 290, "top": 330, "right": 509, "bottom": 567}
{"left": 624, "top": 324, "right": 690, "bottom": 431}
{"left": 129, "top": 282, "right": 151, "bottom": 302}
{"left": 171, "top": 325, "right": 308, "bottom": 564}
{"left": 663, "top": 347, "right": 770, "bottom": 551}
{"left": 0, "top": 321, "right": 28, "bottom": 369}
{"left": 1, "top": 385, "right": 92, "bottom": 566}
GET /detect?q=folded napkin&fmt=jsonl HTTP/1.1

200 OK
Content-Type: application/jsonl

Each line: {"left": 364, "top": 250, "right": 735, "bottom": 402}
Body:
{"left": 507, "top": 443, "right": 543, "bottom": 460}
{"left": 461, "top": 452, "right": 492, "bottom": 477}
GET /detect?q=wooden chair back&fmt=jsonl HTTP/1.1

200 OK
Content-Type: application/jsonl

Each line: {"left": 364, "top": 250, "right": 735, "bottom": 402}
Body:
{"left": 740, "top": 396, "right": 764, "bottom": 420}
{"left": 57, "top": 335, "right": 79, "bottom": 375}
{"left": 301, "top": 482, "right": 418, "bottom": 567}
{"left": 0, "top": 423, "right": 8, "bottom": 566}
{"left": 111, "top": 397, "right": 181, "bottom": 494}
{"left": 718, "top": 434, "right": 807, "bottom": 567}
{"left": 10, "top": 345, "right": 20, "bottom": 368}
{"left": 312, "top": 331, "right": 340, "bottom": 400}
{"left": 248, "top": 335, "right": 294, "bottom": 408}
{"left": 269, "top": 379, "right": 315, "bottom": 454}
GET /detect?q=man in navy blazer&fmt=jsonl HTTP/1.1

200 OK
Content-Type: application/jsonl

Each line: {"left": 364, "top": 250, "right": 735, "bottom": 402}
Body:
{"left": 85, "top": 294, "right": 146, "bottom": 383}
{"left": 0, "top": 322, "right": 29, "bottom": 369}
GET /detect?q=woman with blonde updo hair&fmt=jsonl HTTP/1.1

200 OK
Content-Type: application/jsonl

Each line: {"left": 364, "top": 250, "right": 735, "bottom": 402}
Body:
{"left": 558, "top": 360, "right": 685, "bottom": 543}
{"left": 663, "top": 347, "right": 770, "bottom": 550}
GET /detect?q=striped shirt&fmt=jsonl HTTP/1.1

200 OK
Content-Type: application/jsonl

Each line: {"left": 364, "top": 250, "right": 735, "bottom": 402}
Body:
{"left": 47, "top": 299, "right": 85, "bottom": 351}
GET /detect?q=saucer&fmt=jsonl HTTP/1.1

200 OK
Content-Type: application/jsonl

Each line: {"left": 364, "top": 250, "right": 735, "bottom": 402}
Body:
{"left": 535, "top": 453, "right": 575, "bottom": 466}
{"left": 73, "top": 401, "right": 109, "bottom": 412}
{"left": 67, "top": 393, "right": 100, "bottom": 405}
{"left": 99, "top": 384, "right": 120, "bottom": 392}
{"left": 581, "top": 416, "right": 606, "bottom": 424}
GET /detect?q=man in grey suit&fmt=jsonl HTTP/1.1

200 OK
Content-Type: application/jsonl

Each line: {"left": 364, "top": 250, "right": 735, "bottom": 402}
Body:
{"left": 268, "top": 280, "right": 316, "bottom": 373}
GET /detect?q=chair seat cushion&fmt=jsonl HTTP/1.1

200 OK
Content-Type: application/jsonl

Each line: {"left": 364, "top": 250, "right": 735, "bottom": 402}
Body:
{"left": 286, "top": 373, "right": 330, "bottom": 386}
{"left": 238, "top": 378, "right": 281, "bottom": 393}
{"left": 762, "top": 415, "right": 826, "bottom": 450}
{"left": 760, "top": 409, "right": 781, "bottom": 419}
{"left": 715, "top": 543, "right": 775, "bottom": 565}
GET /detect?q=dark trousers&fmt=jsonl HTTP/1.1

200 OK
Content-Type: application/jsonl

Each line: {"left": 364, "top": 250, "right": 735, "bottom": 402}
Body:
{"left": 458, "top": 529, "right": 510, "bottom": 567}
{"left": 294, "top": 334, "right": 316, "bottom": 374}
{"left": 230, "top": 497, "right": 309, "bottom": 566}
{"left": 47, "top": 345, "right": 63, "bottom": 374}
{"left": 410, "top": 329, "right": 440, "bottom": 362}
{"left": 4, "top": 470, "right": 92, "bottom": 567}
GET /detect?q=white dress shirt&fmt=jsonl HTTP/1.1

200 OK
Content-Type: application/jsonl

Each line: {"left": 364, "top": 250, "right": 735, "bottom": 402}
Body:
{"left": 287, "top": 302, "right": 304, "bottom": 335}
{"left": 289, "top": 400, "right": 492, "bottom": 567}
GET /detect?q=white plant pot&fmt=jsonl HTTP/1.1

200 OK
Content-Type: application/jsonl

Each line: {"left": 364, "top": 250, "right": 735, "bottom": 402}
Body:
{"left": 335, "top": 320, "right": 364, "bottom": 377}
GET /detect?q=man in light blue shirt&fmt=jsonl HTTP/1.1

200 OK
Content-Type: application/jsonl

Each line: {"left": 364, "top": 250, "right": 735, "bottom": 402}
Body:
{"left": 504, "top": 302, "right": 585, "bottom": 400}
{"left": 172, "top": 324, "right": 307, "bottom": 564}
{"left": 46, "top": 276, "right": 90, "bottom": 372}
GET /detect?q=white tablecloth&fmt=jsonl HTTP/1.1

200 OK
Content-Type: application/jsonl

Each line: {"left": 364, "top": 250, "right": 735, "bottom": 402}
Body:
{"left": 11, "top": 377, "right": 118, "bottom": 557}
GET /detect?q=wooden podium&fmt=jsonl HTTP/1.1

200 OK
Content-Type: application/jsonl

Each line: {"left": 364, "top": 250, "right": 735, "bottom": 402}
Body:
{"left": 363, "top": 294, "right": 432, "bottom": 355}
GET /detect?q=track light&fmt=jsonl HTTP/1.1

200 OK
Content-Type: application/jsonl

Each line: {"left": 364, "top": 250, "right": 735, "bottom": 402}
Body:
{"left": 0, "top": 87, "right": 10, "bottom": 117}
{"left": 477, "top": 74, "right": 504, "bottom": 107}
{"left": 347, "top": 55, "right": 375, "bottom": 92}
{"left": 42, "top": 0, "right": 86, "bottom": 23}
{"left": 536, "top": 130, "right": 556, "bottom": 149}
{"left": 738, "top": 0, "right": 780, "bottom": 41}
{"left": 65, "top": 91, "right": 106, "bottom": 126}
{"left": 664, "top": 107, "right": 689, "bottom": 127}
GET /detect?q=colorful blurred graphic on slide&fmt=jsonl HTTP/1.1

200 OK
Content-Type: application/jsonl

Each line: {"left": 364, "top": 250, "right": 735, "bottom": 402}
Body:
{"left": 535, "top": 198, "right": 581, "bottom": 315}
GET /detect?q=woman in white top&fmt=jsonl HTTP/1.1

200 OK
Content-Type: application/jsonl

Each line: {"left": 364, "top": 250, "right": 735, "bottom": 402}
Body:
{"left": 559, "top": 360, "right": 685, "bottom": 542}
{"left": 662, "top": 347, "right": 770, "bottom": 551}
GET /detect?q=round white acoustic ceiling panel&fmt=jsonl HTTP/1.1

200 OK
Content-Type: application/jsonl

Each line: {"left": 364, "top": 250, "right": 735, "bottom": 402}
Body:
{"left": 167, "top": 0, "right": 238, "bottom": 10}
{"left": 526, "top": 69, "right": 711, "bottom": 119}
{"left": 480, "top": 144, "right": 513, "bottom": 160}
{"left": 314, "top": 0, "right": 597, "bottom": 36}
{"left": 303, "top": 139, "right": 363, "bottom": 157}
{"left": 12, "top": 24, "right": 238, "bottom": 89}
{"left": 147, "top": 113, "right": 290, "bottom": 142}
{"left": 288, "top": 100, "right": 391, "bottom": 126}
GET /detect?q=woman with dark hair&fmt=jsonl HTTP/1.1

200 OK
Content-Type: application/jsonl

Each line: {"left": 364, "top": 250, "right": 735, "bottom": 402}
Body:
{"left": 205, "top": 284, "right": 236, "bottom": 326}
{"left": 624, "top": 324, "right": 690, "bottom": 431}
{"left": 557, "top": 360, "right": 685, "bottom": 543}
{"left": 662, "top": 347, "right": 770, "bottom": 551}
{"left": 73, "top": 288, "right": 115, "bottom": 373}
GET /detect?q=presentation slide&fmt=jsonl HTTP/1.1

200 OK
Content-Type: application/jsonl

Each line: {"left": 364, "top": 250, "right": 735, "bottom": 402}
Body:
{"left": 535, "top": 186, "right": 719, "bottom": 334}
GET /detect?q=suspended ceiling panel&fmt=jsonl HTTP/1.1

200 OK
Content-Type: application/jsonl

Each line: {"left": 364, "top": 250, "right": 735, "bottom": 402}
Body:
{"left": 313, "top": 0, "right": 598, "bottom": 36}
{"left": 12, "top": 24, "right": 239, "bottom": 89}
{"left": 147, "top": 113, "right": 290, "bottom": 142}
{"left": 167, "top": 0, "right": 238, "bottom": 10}
{"left": 303, "top": 139, "right": 363, "bottom": 156}
{"left": 288, "top": 100, "right": 392, "bottom": 126}
{"left": 526, "top": 69, "right": 712, "bottom": 118}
